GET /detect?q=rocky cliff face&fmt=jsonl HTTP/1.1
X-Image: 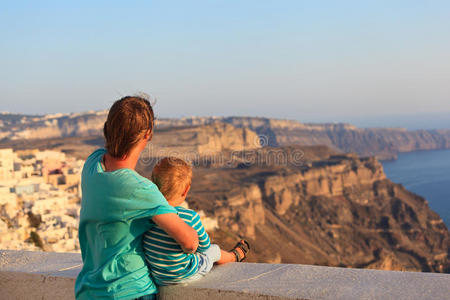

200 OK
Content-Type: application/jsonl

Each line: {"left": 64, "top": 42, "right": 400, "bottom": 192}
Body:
{"left": 2, "top": 113, "right": 450, "bottom": 159}
{"left": 156, "top": 117, "right": 450, "bottom": 159}
{"left": 0, "top": 112, "right": 107, "bottom": 140}
{"left": 0, "top": 122, "right": 261, "bottom": 161}
{"left": 144, "top": 148, "right": 450, "bottom": 273}
{"left": 216, "top": 117, "right": 450, "bottom": 160}
{"left": 144, "top": 122, "right": 261, "bottom": 161}
{"left": 150, "top": 116, "right": 450, "bottom": 159}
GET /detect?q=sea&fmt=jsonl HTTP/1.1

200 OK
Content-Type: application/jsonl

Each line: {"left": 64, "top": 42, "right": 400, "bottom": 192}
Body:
{"left": 382, "top": 149, "right": 450, "bottom": 228}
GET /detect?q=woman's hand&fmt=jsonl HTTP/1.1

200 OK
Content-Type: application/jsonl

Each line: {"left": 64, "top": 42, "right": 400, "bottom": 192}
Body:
{"left": 152, "top": 213, "right": 199, "bottom": 253}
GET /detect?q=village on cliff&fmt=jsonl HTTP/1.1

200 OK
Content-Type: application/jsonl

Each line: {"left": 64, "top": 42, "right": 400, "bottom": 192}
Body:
{"left": 0, "top": 148, "right": 83, "bottom": 252}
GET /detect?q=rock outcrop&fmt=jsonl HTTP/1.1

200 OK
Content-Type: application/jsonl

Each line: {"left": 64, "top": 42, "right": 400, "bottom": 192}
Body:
{"left": 148, "top": 122, "right": 260, "bottom": 158}
{"left": 0, "top": 122, "right": 261, "bottom": 161}
{"left": 155, "top": 116, "right": 450, "bottom": 159}
{"left": 217, "top": 117, "right": 450, "bottom": 160}
{"left": 0, "top": 111, "right": 107, "bottom": 140}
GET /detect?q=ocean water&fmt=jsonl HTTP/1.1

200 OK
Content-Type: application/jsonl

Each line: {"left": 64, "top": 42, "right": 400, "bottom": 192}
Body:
{"left": 382, "top": 149, "right": 450, "bottom": 227}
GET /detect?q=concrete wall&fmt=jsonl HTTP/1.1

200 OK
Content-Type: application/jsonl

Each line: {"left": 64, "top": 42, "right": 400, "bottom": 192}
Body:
{"left": 0, "top": 250, "right": 449, "bottom": 300}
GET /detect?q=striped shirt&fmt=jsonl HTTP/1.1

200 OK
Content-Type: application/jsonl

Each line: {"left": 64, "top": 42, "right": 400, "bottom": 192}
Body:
{"left": 143, "top": 206, "right": 211, "bottom": 285}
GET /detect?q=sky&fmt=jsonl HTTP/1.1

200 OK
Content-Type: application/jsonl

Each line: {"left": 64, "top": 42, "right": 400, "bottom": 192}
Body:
{"left": 1, "top": 1, "right": 450, "bottom": 128}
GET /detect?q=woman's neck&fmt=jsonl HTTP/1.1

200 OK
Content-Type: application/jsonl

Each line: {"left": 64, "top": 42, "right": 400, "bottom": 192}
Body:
{"left": 104, "top": 147, "right": 141, "bottom": 171}
{"left": 103, "top": 136, "right": 149, "bottom": 172}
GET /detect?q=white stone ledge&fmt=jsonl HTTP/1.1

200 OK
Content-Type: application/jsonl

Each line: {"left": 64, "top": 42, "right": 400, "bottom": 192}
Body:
{"left": 0, "top": 250, "right": 449, "bottom": 300}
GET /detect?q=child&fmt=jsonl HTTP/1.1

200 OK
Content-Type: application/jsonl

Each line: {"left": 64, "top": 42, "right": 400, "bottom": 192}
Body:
{"left": 143, "top": 157, "right": 250, "bottom": 285}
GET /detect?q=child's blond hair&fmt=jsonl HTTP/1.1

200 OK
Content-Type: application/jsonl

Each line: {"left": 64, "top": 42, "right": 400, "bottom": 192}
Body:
{"left": 151, "top": 157, "right": 192, "bottom": 200}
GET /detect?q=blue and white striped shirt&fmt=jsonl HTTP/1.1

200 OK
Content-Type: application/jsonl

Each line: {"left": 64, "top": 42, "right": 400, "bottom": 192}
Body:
{"left": 143, "top": 206, "right": 211, "bottom": 285}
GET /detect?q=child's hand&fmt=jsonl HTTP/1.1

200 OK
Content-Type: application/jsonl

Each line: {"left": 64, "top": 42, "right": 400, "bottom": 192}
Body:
{"left": 181, "top": 245, "right": 196, "bottom": 254}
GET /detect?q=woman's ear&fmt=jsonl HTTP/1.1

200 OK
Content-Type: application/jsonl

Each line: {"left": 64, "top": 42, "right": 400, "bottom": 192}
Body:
{"left": 144, "top": 129, "right": 152, "bottom": 140}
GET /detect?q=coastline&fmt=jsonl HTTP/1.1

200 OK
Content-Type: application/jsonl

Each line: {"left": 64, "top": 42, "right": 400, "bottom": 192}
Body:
{"left": 382, "top": 149, "right": 450, "bottom": 227}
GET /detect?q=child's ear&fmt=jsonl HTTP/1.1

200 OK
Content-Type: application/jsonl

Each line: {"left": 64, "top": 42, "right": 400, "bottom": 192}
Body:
{"left": 181, "top": 184, "right": 191, "bottom": 197}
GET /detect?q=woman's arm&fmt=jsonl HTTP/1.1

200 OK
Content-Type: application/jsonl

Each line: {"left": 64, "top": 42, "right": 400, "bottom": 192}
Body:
{"left": 152, "top": 213, "right": 199, "bottom": 253}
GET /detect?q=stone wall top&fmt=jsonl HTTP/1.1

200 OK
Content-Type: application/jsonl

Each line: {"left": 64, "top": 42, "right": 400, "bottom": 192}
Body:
{"left": 0, "top": 250, "right": 449, "bottom": 300}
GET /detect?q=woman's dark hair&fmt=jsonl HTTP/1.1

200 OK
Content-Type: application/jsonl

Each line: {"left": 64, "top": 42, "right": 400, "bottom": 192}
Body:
{"left": 103, "top": 96, "right": 154, "bottom": 158}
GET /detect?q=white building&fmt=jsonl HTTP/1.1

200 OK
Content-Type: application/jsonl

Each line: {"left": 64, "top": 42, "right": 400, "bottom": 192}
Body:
{"left": 35, "top": 150, "right": 66, "bottom": 162}
{"left": 0, "top": 186, "right": 16, "bottom": 205}
{"left": 0, "top": 148, "right": 15, "bottom": 181}
{"left": 31, "top": 195, "right": 70, "bottom": 215}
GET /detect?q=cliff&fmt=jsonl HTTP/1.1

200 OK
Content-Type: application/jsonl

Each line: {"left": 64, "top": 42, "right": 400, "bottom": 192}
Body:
{"left": 137, "top": 147, "right": 450, "bottom": 272}
{"left": 150, "top": 122, "right": 260, "bottom": 158}
{"left": 0, "top": 111, "right": 107, "bottom": 140}
{"left": 156, "top": 116, "right": 450, "bottom": 159}
{"left": 2, "top": 113, "right": 450, "bottom": 159}
{"left": 0, "top": 122, "right": 261, "bottom": 161}
{"left": 219, "top": 117, "right": 450, "bottom": 160}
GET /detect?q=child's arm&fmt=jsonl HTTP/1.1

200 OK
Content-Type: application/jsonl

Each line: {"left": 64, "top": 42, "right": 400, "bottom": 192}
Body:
{"left": 189, "top": 211, "right": 211, "bottom": 253}
{"left": 152, "top": 213, "right": 199, "bottom": 253}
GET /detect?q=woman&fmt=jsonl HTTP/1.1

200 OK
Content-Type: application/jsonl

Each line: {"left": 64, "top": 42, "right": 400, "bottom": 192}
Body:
{"left": 75, "top": 96, "right": 199, "bottom": 300}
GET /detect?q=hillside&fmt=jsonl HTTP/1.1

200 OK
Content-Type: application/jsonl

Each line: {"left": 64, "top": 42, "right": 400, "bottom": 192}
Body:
{"left": 159, "top": 116, "right": 450, "bottom": 160}
{"left": 2, "top": 113, "right": 450, "bottom": 159}
{"left": 137, "top": 146, "right": 450, "bottom": 273}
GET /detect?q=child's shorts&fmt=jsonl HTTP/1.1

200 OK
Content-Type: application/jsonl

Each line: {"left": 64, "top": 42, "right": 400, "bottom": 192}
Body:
{"left": 179, "top": 244, "right": 221, "bottom": 283}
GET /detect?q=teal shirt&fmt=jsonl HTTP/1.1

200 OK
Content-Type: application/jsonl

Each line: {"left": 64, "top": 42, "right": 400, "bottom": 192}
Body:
{"left": 75, "top": 149, "right": 177, "bottom": 300}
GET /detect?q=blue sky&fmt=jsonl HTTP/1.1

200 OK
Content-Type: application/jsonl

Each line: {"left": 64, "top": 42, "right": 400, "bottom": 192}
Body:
{"left": 1, "top": 1, "right": 449, "bottom": 128}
